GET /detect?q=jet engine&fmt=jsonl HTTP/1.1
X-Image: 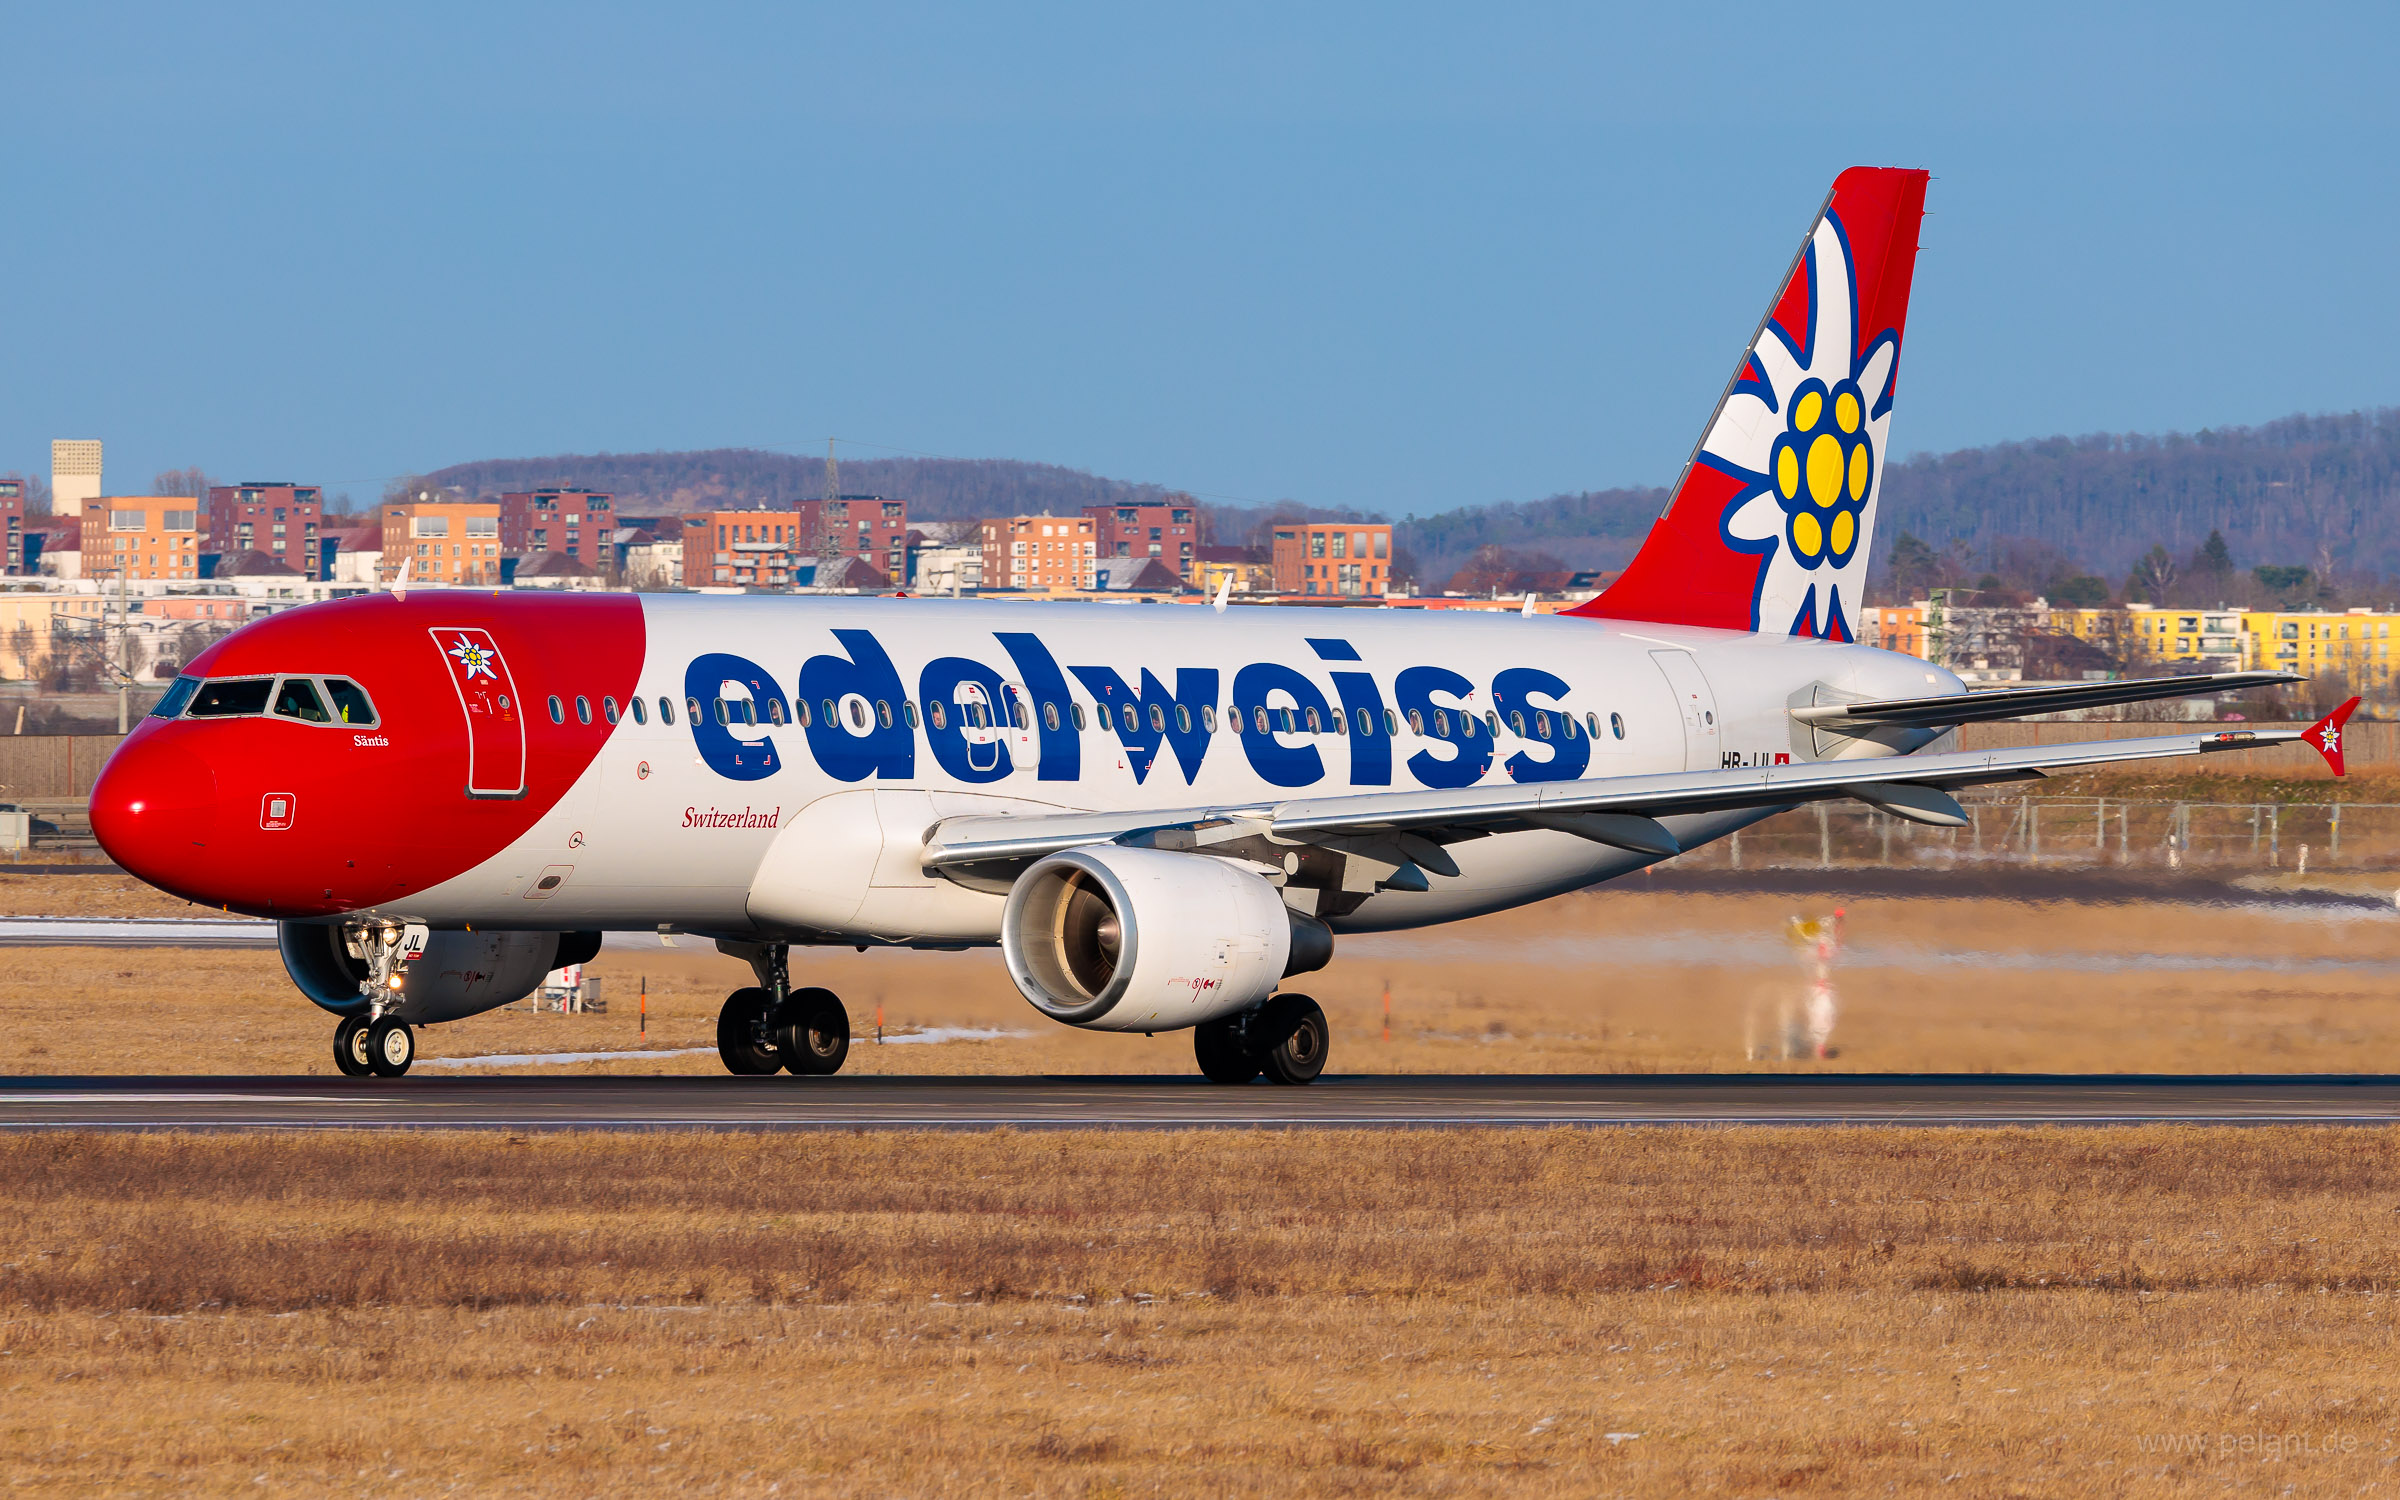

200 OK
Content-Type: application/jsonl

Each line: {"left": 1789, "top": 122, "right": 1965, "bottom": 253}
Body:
{"left": 279, "top": 922, "right": 598, "bottom": 1024}
{"left": 1001, "top": 845, "right": 1332, "bottom": 1031}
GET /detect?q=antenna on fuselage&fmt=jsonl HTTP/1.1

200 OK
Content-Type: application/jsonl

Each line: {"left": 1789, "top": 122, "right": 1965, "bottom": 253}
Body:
{"left": 1212, "top": 573, "right": 1231, "bottom": 613}
{"left": 392, "top": 556, "right": 412, "bottom": 603}
{"left": 1521, "top": 592, "right": 1536, "bottom": 618}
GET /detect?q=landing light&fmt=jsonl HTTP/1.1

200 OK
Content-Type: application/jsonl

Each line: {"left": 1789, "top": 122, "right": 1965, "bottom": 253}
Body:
{"left": 129, "top": 801, "right": 145, "bottom": 813}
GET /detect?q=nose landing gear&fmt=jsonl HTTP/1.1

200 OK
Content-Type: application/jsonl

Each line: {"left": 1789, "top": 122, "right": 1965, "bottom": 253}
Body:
{"left": 329, "top": 921, "right": 423, "bottom": 1079}
{"left": 713, "top": 942, "right": 852, "bottom": 1078}
{"left": 1194, "top": 993, "right": 1328, "bottom": 1085}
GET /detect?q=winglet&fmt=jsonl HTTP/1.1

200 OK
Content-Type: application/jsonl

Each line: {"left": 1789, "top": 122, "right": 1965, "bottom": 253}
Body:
{"left": 2303, "top": 696, "right": 2361, "bottom": 777}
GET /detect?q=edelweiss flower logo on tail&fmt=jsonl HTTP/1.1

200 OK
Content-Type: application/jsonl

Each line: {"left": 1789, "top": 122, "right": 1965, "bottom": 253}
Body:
{"left": 1701, "top": 213, "right": 1899, "bottom": 640}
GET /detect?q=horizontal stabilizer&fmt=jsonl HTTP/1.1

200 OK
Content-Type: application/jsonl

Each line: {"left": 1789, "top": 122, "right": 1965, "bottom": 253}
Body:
{"left": 1790, "top": 671, "right": 2299, "bottom": 730}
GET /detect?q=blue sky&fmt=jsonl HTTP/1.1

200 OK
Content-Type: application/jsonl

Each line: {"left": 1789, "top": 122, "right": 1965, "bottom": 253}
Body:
{"left": 4, "top": 3, "right": 2394, "bottom": 515}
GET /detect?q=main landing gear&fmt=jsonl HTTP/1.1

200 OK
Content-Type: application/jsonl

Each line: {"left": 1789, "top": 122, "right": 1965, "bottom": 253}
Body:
{"left": 1194, "top": 993, "right": 1328, "bottom": 1086}
{"left": 715, "top": 942, "right": 851, "bottom": 1077}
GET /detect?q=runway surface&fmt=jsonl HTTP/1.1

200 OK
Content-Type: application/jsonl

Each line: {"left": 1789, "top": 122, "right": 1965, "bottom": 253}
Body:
{"left": 9, "top": 1073, "right": 2400, "bottom": 1129}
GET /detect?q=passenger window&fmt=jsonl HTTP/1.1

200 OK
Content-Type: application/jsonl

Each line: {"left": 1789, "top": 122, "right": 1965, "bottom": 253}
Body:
{"left": 630, "top": 696, "right": 648, "bottom": 725}
{"left": 1043, "top": 702, "right": 1061, "bottom": 732}
{"left": 1610, "top": 712, "right": 1625, "bottom": 740}
{"left": 1431, "top": 709, "right": 1448, "bottom": 737}
{"left": 1279, "top": 707, "right": 1297, "bottom": 734}
{"left": 1122, "top": 703, "right": 1139, "bottom": 734}
{"left": 877, "top": 700, "right": 894, "bottom": 729}
{"left": 322, "top": 678, "right": 378, "bottom": 725}
{"left": 1150, "top": 704, "right": 1167, "bottom": 733}
{"left": 1356, "top": 708, "right": 1375, "bottom": 736}
{"left": 928, "top": 700, "right": 947, "bottom": 731}
{"left": 1507, "top": 709, "right": 1526, "bottom": 737}
{"left": 1202, "top": 705, "right": 1216, "bottom": 733}
{"left": 743, "top": 699, "right": 760, "bottom": 726}
{"left": 1303, "top": 707, "right": 1322, "bottom": 733}
{"left": 188, "top": 678, "right": 274, "bottom": 718}
{"left": 1330, "top": 709, "right": 1346, "bottom": 737}
{"left": 795, "top": 699, "right": 812, "bottom": 727}
{"left": 712, "top": 699, "right": 728, "bottom": 726}
{"left": 820, "top": 698, "right": 837, "bottom": 727}
{"left": 152, "top": 676, "right": 201, "bottom": 719}
{"left": 1012, "top": 700, "right": 1029, "bottom": 731}
{"left": 904, "top": 701, "right": 919, "bottom": 729}
{"left": 684, "top": 696, "right": 702, "bottom": 725}
{"left": 656, "top": 696, "right": 673, "bottom": 725}
{"left": 602, "top": 696, "right": 620, "bottom": 724}
{"left": 1252, "top": 707, "right": 1269, "bottom": 734}
{"left": 547, "top": 695, "right": 565, "bottom": 724}
{"left": 1386, "top": 709, "right": 1401, "bottom": 736}
{"left": 1175, "top": 704, "right": 1191, "bottom": 734}
{"left": 767, "top": 698, "right": 786, "bottom": 725}
{"left": 273, "top": 678, "right": 333, "bottom": 723}
{"left": 575, "top": 696, "right": 592, "bottom": 725}
{"left": 1484, "top": 712, "right": 1499, "bottom": 737}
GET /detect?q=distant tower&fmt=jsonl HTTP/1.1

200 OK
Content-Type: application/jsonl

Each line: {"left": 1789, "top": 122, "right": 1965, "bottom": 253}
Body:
{"left": 51, "top": 440, "right": 101, "bottom": 517}
{"left": 817, "top": 438, "right": 848, "bottom": 586}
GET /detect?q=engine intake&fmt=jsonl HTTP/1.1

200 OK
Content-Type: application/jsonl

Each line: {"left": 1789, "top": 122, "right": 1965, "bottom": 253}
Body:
{"left": 1001, "top": 845, "right": 1330, "bottom": 1031}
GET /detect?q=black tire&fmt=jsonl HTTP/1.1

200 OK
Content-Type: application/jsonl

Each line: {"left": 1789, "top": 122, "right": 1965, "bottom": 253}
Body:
{"left": 1256, "top": 994, "right": 1328, "bottom": 1086}
{"left": 332, "top": 1016, "right": 371, "bottom": 1078}
{"left": 1193, "top": 1016, "right": 1260, "bottom": 1085}
{"left": 364, "top": 1017, "right": 415, "bottom": 1078}
{"left": 777, "top": 987, "right": 851, "bottom": 1076}
{"left": 716, "top": 987, "right": 782, "bottom": 1075}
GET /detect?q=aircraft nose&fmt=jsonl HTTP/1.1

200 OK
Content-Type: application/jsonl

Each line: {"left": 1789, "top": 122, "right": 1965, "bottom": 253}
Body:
{"left": 90, "top": 732, "right": 222, "bottom": 902}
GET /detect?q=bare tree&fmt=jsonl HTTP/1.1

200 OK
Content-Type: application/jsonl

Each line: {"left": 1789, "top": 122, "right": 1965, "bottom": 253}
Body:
{"left": 151, "top": 467, "right": 213, "bottom": 497}
{"left": 7, "top": 621, "right": 34, "bottom": 683}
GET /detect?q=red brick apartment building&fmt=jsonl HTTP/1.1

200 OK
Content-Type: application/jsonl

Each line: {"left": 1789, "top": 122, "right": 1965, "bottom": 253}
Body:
{"left": 501, "top": 488, "right": 614, "bottom": 570}
{"left": 804, "top": 496, "right": 910, "bottom": 583}
{"left": 1085, "top": 499, "right": 1199, "bottom": 580}
{"left": 0, "top": 480, "right": 22, "bottom": 573}
{"left": 1272, "top": 521, "right": 1391, "bottom": 598}
{"left": 206, "top": 482, "right": 323, "bottom": 578}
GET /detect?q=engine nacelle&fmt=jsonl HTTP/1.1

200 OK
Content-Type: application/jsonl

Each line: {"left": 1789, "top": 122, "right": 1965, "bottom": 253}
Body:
{"left": 278, "top": 922, "right": 582, "bottom": 1024}
{"left": 1001, "top": 846, "right": 1331, "bottom": 1032}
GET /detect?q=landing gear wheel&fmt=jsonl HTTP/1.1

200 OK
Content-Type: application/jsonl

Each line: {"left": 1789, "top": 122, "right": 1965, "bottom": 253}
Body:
{"left": 776, "top": 988, "right": 851, "bottom": 1076}
{"left": 332, "top": 1016, "right": 371, "bottom": 1078}
{"left": 716, "top": 987, "right": 782, "bottom": 1075}
{"left": 1255, "top": 994, "right": 1328, "bottom": 1086}
{"left": 1194, "top": 1015, "right": 1261, "bottom": 1085}
{"left": 364, "top": 1017, "right": 415, "bottom": 1078}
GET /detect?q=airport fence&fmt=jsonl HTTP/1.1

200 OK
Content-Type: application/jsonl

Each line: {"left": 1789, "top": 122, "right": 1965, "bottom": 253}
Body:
{"left": 1704, "top": 797, "right": 2400, "bottom": 872}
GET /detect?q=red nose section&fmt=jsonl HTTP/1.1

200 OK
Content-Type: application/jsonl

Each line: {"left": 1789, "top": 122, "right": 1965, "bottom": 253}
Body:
{"left": 90, "top": 728, "right": 223, "bottom": 905}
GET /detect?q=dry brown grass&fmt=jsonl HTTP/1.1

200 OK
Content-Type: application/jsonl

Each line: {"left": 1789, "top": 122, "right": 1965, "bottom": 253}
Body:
{"left": 5, "top": 883, "right": 2400, "bottom": 1077}
{"left": 3, "top": 1128, "right": 2398, "bottom": 1495}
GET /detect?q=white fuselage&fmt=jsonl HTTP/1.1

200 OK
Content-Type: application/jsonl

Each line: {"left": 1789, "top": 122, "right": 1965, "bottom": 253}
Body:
{"left": 388, "top": 596, "right": 1957, "bottom": 942}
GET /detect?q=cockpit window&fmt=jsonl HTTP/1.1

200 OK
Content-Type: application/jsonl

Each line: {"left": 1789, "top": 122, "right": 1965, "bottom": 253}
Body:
{"left": 273, "top": 678, "right": 333, "bottom": 723}
{"left": 322, "top": 679, "right": 377, "bottom": 726}
{"left": 152, "top": 676, "right": 200, "bottom": 720}
{"left": 187, "top": 678, "right": 275, "bottom": 718}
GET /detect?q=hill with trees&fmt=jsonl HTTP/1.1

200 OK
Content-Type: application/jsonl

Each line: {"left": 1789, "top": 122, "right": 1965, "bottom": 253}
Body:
{"left": 425, "top": 407, "right": 2400, "bottom": 602}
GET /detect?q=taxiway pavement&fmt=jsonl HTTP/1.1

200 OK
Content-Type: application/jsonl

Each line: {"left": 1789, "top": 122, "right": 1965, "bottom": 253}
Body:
{"left": 7, "top": 1073, "right": 2400, "bottom": 1130}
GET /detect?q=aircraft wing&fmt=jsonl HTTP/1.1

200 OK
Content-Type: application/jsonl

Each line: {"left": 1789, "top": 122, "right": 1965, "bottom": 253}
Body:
{"left": 922, "top": 703, "right": 2351, "bottom": 873}
{"left": 1789, "top": 670, "right": 2298, "bottom": 729}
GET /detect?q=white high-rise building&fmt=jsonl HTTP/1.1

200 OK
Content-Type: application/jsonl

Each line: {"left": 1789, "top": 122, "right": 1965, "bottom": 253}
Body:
{"left": 50, "top": 440, "right": 101, "bottom": 517}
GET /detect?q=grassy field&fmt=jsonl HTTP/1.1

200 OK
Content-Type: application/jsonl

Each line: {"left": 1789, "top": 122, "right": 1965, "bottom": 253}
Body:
{"left": 3, "top": 875, "right": 2398, "bottom": 1077}
{"left": 3, "top": 1127, "right": 2397, "bottom": 1496}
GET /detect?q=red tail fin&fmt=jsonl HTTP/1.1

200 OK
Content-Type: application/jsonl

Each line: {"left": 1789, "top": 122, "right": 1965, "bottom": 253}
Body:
{"left": 2303, "top": 696, "right": 2360, "bottom": 777}
{"left": 1570, "top": 167, "right": 1930, "bottom": 639}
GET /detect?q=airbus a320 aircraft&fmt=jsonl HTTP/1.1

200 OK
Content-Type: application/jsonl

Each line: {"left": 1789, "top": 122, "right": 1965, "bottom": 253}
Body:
{"left": 89, "top": 166, "right": 2352, "bottom": 1083}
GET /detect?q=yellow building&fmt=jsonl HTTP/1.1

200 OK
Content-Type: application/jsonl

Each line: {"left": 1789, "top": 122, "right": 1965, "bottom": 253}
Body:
{"left": 2242, "top": 609, "right": 2399, "bottom": 690}
{"left": 382, "top": 500, "right": 504, "bottom": 586}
